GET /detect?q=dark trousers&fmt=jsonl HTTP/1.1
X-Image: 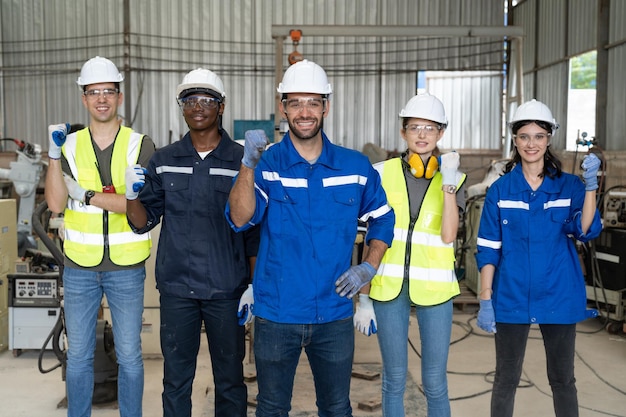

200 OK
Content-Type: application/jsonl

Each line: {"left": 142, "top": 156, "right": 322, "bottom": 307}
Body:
{"left": 160, "top": 295, "right": 247, "bottom": 417}
{"left": 491, "top": 323, "right": 578, "bottom": 417}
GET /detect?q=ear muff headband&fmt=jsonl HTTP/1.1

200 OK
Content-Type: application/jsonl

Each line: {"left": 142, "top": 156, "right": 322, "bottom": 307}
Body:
{"left": 408, "top": 154, "right": 439, "bottom": 179}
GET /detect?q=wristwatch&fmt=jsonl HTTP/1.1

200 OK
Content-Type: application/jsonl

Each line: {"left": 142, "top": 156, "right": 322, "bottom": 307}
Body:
{"left": 84, "top": 190, "right": 96, "bottom": 205}
{"left": 442, "top": 184, "right": 457, "bottom": 194}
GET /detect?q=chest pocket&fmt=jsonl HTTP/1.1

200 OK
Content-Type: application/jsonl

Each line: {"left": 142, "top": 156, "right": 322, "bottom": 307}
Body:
{"left": 162, "top": 173, "right": 190, "bottom": 217}
{"left": 213, "top": 175, "right": 233, "bottom": 195}
{"left": 500, "top": 208, "right": 528, "bottom": 255}
{"left": 550, "top": 208, "right": 569, "bottom": 225}
{"left": 547, "top": 207, "right": 570, "bottom": 239}
{"left": 162, "top": 172, "right": 189, "bottom": 192}
{"left": 331, "top": 188, "right": 359, "bottom": 215}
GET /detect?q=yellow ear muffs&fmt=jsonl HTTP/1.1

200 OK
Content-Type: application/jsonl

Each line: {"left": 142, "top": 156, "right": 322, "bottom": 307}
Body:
{"left": 408, "top": 154, "right": 439, "bottom": 179}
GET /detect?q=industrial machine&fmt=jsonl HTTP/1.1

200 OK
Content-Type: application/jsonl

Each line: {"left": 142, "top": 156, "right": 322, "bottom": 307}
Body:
{"left": 603, "top": 189, "right": 626, "bottom": 228}
{"left": 461, "top": 195, "right": 485, "bottom": 295}
{"left": 0, "top": 138, "right": 44, "bottom": 256}
{"left": 460, "top": 159, "right": 507, "bottom": 296}
{"left": 586, "top": 199, "right": 626, "bottom": 333}
{"left": 8, "top": 272, "right": 60, "bottom": 353}
{"left": 27, "top": 200, "right": 120, "bottom": 404}
{"left": 0, "top": 199, "right": 18, "bottom": 351}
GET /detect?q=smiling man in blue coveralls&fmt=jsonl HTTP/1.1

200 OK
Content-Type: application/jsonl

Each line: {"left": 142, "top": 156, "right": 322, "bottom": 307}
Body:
{"left": 226, "top": 60, "right": 395, "bottom": 416}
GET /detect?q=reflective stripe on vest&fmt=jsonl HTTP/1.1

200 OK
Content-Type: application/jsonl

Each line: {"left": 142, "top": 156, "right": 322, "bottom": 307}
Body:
{"left": 62, "top": 126, "right": 151, "bottom": 267}
{"left": 370, "top": 158, "right": 462, "bottom": 305}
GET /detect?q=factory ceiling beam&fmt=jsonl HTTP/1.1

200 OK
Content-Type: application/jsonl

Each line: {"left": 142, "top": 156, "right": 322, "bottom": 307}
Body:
{"left": 271, "top": 25, "right": 523, "bottom": 38}
{"left": 272, "top": 25, "right": 524, "bottom": 157}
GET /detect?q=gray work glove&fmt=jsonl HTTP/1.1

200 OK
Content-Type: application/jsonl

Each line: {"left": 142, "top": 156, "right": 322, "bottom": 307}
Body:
{"left": 353, "top": 294, "right": 377, "bottom": 336}
{"left": 237, "top": 284, "right": 254, "bottom": 326}
{"left": 242, "top": 129, "right": 268, "bottom": 169}
{"left": 581, "top": 153, "right": 601, "bottom": 191}
{"left": 48, "top": 123, "right": 71, "bottom": 159}
{"left": 63, "top": 175, "right": 87, "bottom": 203}
{"left": 440, "top": 151, "right": 462, "bottom": 186}
{"left": 477, "top": 299, "right": 497, "bottom": 333}
{"left": 125, "top": 164, "right": 147, "bottom": 200}
{"left": 335, "top": 262, "right": 377, "bottom": 299}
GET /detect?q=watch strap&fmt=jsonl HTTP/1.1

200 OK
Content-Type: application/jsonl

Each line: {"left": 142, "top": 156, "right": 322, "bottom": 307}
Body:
{"left": 442, "top": 184, "right": 457, "bottom": 194}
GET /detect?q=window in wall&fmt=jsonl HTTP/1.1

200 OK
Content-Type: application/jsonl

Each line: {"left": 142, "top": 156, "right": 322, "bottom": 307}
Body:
{"left": 567, "top": 50, "right": 596, "bottom": 151}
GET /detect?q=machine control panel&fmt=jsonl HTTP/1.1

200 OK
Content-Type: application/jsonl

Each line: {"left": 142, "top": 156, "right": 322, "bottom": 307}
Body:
{"left": 7, "top": 273, "right": 60, "bottom": 307}
{"left": 14, "top": 278, "right": 57, "bottom": 300}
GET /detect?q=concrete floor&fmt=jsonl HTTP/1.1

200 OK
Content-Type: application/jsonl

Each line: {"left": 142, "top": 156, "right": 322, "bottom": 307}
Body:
{"left": 1, "top": 306, "right": 625, "bottom": 417}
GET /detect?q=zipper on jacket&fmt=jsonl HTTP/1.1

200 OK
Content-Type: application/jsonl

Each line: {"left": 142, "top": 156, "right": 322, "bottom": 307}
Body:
{"left": 404, "top": 216, "right": 417, "bottom": 280}
{"left": 93, "top": 161, "right": 111, "bottom": 250}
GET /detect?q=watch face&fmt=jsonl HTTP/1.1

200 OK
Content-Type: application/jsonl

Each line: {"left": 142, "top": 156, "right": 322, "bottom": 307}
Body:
{"left": 85, "top": 190, "right": 95, "bottom": 204}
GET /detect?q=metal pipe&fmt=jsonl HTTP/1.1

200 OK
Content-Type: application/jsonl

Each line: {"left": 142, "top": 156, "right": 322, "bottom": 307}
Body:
{"left": 271, "top": 25, "right": 524, "bottom": 39}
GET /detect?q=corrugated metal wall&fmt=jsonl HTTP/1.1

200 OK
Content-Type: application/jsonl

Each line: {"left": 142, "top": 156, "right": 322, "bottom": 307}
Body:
{"left": 607, "top": 0, "right": 626, "bottom": 151}
{"left": 2, "top": 0, "right": 508, "bottom": 153}
{"left": 427, "top": 71, "right": 503, "bottom": 151}
{"left": 511, "top": 0, "right": 626, "bottom": 151}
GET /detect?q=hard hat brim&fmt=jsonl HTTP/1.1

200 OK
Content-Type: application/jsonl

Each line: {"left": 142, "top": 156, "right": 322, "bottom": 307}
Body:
{"left": 176, "top": 83, "right": 226, "bottom": 101}
{"left": 178, "top": 87, "right": 224, "bottom": 101}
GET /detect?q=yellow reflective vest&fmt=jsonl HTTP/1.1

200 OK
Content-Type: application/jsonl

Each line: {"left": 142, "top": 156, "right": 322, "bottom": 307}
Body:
{"left": 370, "top": 157, "right": 463, "bottom": 305}
{"left": 62, "top": 127, "right": 151, "bottom": 267}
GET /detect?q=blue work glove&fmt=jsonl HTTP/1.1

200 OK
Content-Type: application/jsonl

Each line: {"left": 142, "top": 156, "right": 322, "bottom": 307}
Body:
{"left": 440, "top": 151, "right": 462, "bottom": 186}
{"left": 353, "top": 294, "right": 377, "bottom": 336}
{"left": 581, "top": 153, "right": 601, "bottom": 191}
{"left": 125, "top": 164, "right": 147, "bottom": 200}
{"left": 335, "top": 262, "right": 377, "bottom": 299}
{"left": 63, "top": 175, "right": 87, "bottom": 203}
{"left": 242, "top": 129, "right": 269, "bottom": 169}
{"left": 48, "top": 123, "right": 71, "bottom": 159}
{"left": 477, "top": 299, "right": 497, "bottom": 333}
{"left": 237, "top": 284, "right": 254, "bottom": 326}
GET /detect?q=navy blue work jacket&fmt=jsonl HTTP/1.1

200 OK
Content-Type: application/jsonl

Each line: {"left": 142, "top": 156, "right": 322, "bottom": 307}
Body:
{"left": 132, "top": 130, "right": 259, "bottom": 300}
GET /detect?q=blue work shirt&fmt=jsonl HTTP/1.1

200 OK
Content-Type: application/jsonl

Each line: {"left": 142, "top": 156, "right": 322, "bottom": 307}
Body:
{"left": 132, "top": 130, "right": 259, "bottom": 300}
{"left": 226, "top": 132, "right": 395, "bottom": 324}
{"left": 476, "top": 164, "right": 602, "bottom": 324}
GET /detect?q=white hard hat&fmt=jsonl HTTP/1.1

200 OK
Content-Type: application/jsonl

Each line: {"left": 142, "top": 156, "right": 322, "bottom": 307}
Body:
{"left": 509, "top": 99, "right": 559, "bottom": 134}
{"left": 277, "top": 60, "right": 332, "bottom": 96}
{"left": 399, "top": 93, "right": 448, "bottom": 127}
{"left": 176, "top": 68, "right": 226, "bottom": 102}
{"left": 76, "top": 56, "right": 124, "bottom": 87}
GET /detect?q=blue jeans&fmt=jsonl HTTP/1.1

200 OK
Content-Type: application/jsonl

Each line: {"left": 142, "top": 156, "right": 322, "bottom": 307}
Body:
{"left": 63, "top": 266, "right": 145, "bottom": 417}
{"left": 492, "top": 323, "right": 578, "bottom": 417}
{"left": 374, "top": 281, "right": 453, "bottom": 417}
{"left": 254, "top": 317, "right": 354, "bottom": 417}
{"left": 160, "top": 295, "right": 247, "bottom": 417}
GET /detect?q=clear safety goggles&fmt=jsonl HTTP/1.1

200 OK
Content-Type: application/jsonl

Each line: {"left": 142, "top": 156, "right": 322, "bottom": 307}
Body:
{"left": 513, "top": 133, "right": 550, "bottom": 144}
{"left": 178, "top": 96, "right": 221, "bottom": 111}
{"left": 282, "top": 97, "right": 327, "bottom": 113}
{"left": 83, "top": 88, "right": 119, "bottom": 99}
{"left": 405, "top": 124, "right": 441, "bottom": 136}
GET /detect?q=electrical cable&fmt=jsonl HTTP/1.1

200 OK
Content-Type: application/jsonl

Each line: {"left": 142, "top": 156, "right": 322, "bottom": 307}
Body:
{"left": 406, "top": 311, "right": 623, "bottom": 412}
{"left": 0, "top": 31, "right": 507, "bottom": 78}
{"left": 522, "top": 366, "right": 625, "bottom": 417}
{"left": 407, "top": 315, "right": 535, "bottom": 401}
{"left": 0, "top": 30, "right": 503, "bottom": 52}
{"left": 31, "top": 200, "right": 66, "bottom": 375}
{"left": 576, "top": 350, "right": 626, "bottom": 396}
